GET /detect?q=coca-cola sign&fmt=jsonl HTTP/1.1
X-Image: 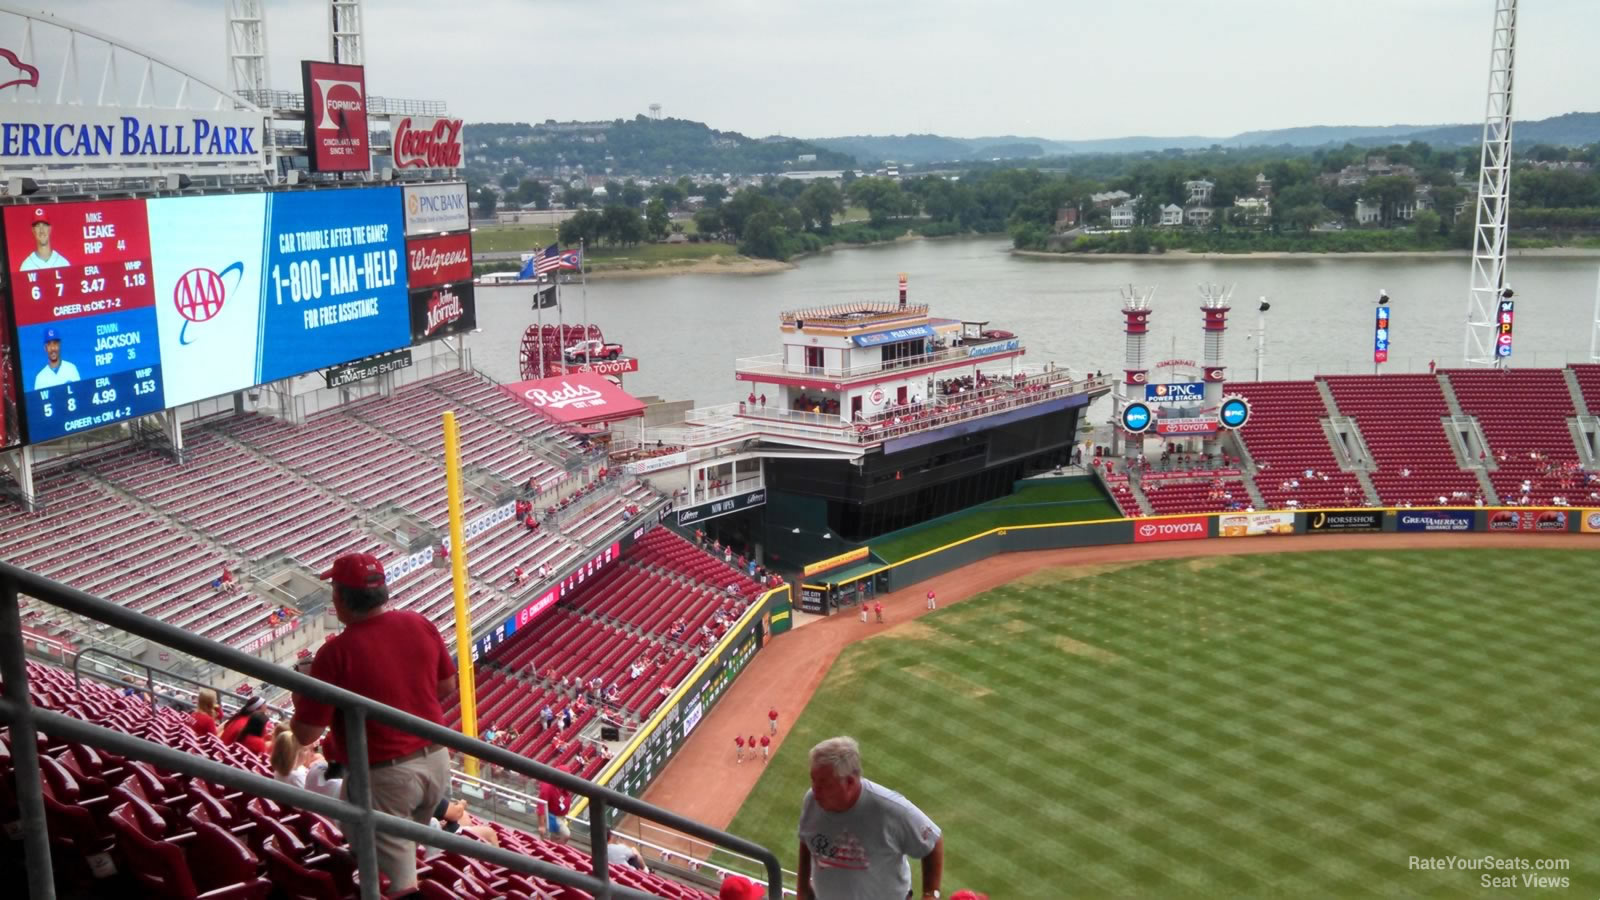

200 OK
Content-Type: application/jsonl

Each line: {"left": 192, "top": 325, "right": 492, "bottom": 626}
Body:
{"left": 405, "top": 233, "right": 473, "bottom": 289}
{"left": 407, "top": 282, "right": 476, "bottom": 342}
{"left": 391, "top": 115, "right": 464, "bottom": 170}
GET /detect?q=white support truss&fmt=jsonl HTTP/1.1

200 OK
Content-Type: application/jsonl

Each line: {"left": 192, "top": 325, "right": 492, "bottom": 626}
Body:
{"left": 225, "top": 0, "right": 270, "bottom": 99}
{"left": 330, "top": 0, "right": 364, "bottom": 66}
{"left": 1463, "top": 0, "right": 1517, "bottom": 367}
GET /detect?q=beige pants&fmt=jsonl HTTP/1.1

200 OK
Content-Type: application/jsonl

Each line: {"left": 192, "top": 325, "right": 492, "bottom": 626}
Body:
{"left": 353, "top": 746, "right": 450, "bottom": 892}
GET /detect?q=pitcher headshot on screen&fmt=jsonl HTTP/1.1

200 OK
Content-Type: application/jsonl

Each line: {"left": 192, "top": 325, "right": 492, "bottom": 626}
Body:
{"left": 34, "top": 328, "right": 81, "bottom": 389}
{"left": 21, "top": 211, "right": 71, "bottom": 271}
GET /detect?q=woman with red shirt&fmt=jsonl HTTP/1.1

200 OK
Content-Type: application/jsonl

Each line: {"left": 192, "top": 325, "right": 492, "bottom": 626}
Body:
{"left": 191, "top": 688, "right": 221, "bottom": 737}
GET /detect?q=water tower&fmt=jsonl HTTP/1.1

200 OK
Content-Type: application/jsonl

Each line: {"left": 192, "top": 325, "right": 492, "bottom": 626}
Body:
{"left": 649, "top": 103, "right": 662, "bottom": 121}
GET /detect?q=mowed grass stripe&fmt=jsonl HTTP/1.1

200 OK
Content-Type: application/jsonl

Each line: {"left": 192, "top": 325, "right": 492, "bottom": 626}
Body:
{"left": 727, "top": 549, "right": 1600, "bottom": 898}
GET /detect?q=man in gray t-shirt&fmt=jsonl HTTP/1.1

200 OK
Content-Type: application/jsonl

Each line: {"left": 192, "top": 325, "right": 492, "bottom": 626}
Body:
{"left": 798, "top": 736, "right": 944, "bottom": 900}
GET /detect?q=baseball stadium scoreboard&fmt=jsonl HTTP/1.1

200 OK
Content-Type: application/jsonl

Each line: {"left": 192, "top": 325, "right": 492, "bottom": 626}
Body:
{"left": 0, "top": 182, "right": 476, "bottom": 449}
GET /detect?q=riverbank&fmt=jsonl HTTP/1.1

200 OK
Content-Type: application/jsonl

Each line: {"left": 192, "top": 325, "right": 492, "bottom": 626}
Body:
{"left": 584, "top": 255, "right": 792, "bottom": 279}
{"left": 1013, "top": 246, "right": 1600, "bottom": 262}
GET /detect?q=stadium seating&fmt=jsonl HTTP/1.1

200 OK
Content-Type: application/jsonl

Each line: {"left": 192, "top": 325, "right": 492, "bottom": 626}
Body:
{"left": 1141, "top": 469, "right": 1252, "bottom": 515}
{"left": 1571, "top": 364, "right": 1600, "bottom": 414}
{"left": 1445, "top": 369, "right": 1581, "bottom": 505}
{"left": 3, "top": 659, "right": 714, "bottom": 899}
{"left": 1324, "top": 374, "right": 1483, "bottom": 506}
{"left": 458, "top": 528, "right": 763, "bottom": 777}
{"left": 1226, "top": 381, "right": 1366, "bottom": 509}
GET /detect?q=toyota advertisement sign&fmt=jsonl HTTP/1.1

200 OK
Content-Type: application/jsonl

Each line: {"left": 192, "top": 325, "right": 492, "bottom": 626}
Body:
{"left": 302, "top": 61, "right": 369, "bottom": 172}
{"left": 1133, "top": 516, "right": 1209, "bottom": 542}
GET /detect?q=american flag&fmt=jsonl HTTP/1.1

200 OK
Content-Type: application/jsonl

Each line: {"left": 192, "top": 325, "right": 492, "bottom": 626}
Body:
{"left": 534, "top": 244, "right": 582, "bottom": 275}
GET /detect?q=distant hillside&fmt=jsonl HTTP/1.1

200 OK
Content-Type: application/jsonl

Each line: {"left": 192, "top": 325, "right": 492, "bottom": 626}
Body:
{"left": 465, "top": 117, "right": 855, "bottom": 176}
{"left": 810, "top": 111, "right": 1600, "bottom": 166}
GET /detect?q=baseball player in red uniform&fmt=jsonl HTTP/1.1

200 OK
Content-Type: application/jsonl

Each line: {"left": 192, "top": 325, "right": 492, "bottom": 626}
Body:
{"left": 734, "top": 734, "right": 745, "bottom": 763}
{"left": 927, "top": 588, "right": 936, "bottom": 610}
{"left": 748, "top": 735, "right": 756, "bottom": 759}
{"left": 768, "top": 707, "right": 778, "bottom": 735}
{"left": 759, "top": 734, "right": 771, "bottom": 761}
{"left": 874, "top": 601, "right": 884, "bottom": 623}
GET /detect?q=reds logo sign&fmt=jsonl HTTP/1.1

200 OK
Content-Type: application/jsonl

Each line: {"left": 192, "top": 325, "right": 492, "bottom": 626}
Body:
{"left": 0, "top": 48, "right": 39, "bottom": 91}
{"left": 1127, "top": 371, "right": 1147, "bottom": 384}
{"left": 392, "top": 116, "right": 464, "bottom": 169}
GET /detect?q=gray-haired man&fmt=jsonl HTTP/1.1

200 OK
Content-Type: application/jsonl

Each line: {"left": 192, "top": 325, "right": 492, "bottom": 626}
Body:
{"left": 797, "top": 736, "right": 944, "bottom": 900}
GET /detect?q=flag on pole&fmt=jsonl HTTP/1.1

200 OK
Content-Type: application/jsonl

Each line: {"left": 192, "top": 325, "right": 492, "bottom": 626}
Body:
{"left": 533, "top": 243, "right": 564, "bottom": 275}
{"left": 517, "top": 254, "right": 538, "bottom": 280}
{"left": 554, "top": 248, "right": 582, "bottom": 271}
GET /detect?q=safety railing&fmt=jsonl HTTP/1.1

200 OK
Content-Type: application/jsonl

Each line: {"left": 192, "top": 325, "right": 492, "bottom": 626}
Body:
{"left": 734, "top": 339, "right": 1024, "bottom": 382}
{"left": 0, "top": 560, "right": 782, "bottom": 900}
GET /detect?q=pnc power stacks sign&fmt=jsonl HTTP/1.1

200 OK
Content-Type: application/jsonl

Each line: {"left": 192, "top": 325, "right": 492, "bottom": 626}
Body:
{"left": 302, "top": 61, "right": 369, "bottom": 173}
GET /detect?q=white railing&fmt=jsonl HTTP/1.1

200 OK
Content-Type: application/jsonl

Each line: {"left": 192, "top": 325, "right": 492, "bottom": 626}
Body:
{"left": 734, "top": 341, "right": 1024, "bottom": 381}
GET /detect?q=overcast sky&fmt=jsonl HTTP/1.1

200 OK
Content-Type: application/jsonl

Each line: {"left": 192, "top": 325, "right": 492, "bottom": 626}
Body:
{"left": 42, "top": 0, "right": 1600, "bottom": 140}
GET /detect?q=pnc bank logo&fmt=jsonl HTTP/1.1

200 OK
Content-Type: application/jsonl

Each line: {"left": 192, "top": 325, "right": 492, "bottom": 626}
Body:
{"left": 173, "top": 262, "right": 245, "bottom": 344}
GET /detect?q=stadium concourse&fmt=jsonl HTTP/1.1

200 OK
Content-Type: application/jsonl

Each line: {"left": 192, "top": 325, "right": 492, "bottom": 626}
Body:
{"left": 1092, "top": 365, "right": 1600, "bottom": 517}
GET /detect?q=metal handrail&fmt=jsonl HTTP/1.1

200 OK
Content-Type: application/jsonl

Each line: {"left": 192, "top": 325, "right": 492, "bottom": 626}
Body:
{"left": 0, "top": 562, "right": 783, "bottom": 900}
{"left": 734, "top": 341, "right": 1022, "bottom": 381}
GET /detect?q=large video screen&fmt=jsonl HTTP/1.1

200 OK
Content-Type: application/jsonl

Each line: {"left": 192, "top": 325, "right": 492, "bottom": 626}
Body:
{"left": 3, "top": 187, "right": 410, "bottom": 444}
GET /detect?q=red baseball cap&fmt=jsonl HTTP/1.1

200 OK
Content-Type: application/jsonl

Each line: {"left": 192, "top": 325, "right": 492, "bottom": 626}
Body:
{"left": 950, "top": 892, "right": 989, "bottom": 900}
{"left": 320, "top": 552, "right": 386, "bottom": 589}
{"left": 719, "top": 875, "right": 765, "bottom": 900}
{"left": 30, "top": 208, "right": 50, "bottom": 226}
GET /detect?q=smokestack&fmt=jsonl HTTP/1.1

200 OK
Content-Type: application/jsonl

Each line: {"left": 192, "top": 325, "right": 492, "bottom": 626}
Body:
{"left": 898, "top": 273, "right": 908, "bottom": 308}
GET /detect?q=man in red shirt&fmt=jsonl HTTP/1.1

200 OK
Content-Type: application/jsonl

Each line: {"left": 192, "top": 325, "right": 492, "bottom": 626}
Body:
{"left": 768, "top": 706, "right": 779, "bottom": 735}
{"left": 927, "top": 588, "right": 936, "bottom": 610}
{"left": 735, "top": 734, "right": 745, "bottom": 763}
{"left": 538, "top": 775, "right": 571, "bottom": 842}
{"left": 292, "top": 552, "right": 456, "bottom": 896}
{"left": 759, "top": 734, "right": 771, "bottom": 761}
{"left": 875, "top": 601, "right": 884, "bottom": 623}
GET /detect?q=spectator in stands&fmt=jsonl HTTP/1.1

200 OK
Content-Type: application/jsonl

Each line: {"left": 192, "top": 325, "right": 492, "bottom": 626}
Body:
{"left": 607, "top": 840, "right": 648, "bottom": 872}
{"left": 561, "top": 706, "right": 573, "bottom": 729}
{"left": 539, "top": 774, "right": 572, "bottom": 841}
{"left": 236, "top": 710, "right": 271, "bottom": 755}
{"left": 429, "top": 797, "right": 501, "bottom": 847}
{"left": 720, "top": 875, "right": 766, "bottom": 900}
{"left": 291, "top": 551, "right": 456, "bottom": 898}
{"left": 191, "top": 688, "right": 221, "bottom": 737}
{"left": 270, "top": 731, "right": 343, "bottom": 797}
{"left": 542, "top": 704, "right": 555, "bottom": 729}
{"left": 221, "top": 695, "right": 266, "bottom": 744}
{"left": 797, "top": 736, "right": 943, "bottom": 900}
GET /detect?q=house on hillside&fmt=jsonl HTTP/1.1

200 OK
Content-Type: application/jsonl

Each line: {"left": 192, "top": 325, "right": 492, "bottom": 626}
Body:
{"left": 1091, "top": 190, "right": 1132, "bottom": 209}
{"left": 1109, "top": 201, "right": 1137, "bottom": 228}
{"left": 1056, "top": 207, "right": 1080, "bottom": 230}
{"left": 1254, "top": 172, "right": 1272, "bottom": 197}
{"left": 1159, "top": 204, "right": 1184, "bottom": 227}
{"left": 1185, "top": 179, "right": 1215, "bottom": 206}
{"left": 1233, "top": 197, "right": 1271, "bottom": 225}
{"left": 1184, "top": 206, "right": 1215, "bottom": 227}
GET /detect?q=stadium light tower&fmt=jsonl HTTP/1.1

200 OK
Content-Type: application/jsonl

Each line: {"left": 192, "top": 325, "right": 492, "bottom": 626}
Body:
{"left": 1117, "top": 285, "right": 1155, "bottom": 459}
{"left": 225, "top": 0, "right": 270, "bottom": 99}
{"left": 1198, "top": 283, "right": 1234, "bottom": 458}
{"left": 330, "top": 0, "right": 364, "bottom": 65}
{"left": 1463, "top": 0, "right": 1517, "bottom": 367}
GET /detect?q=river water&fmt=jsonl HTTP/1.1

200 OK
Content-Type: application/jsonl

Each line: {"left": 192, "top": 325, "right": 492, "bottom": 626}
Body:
{"left": 467, "top": 238, "right": 1600, "bottom": 408}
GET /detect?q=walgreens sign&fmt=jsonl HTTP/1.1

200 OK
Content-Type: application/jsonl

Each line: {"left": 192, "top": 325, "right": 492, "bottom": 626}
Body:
{"left": 1133, "top": 516, "right": 1209, "bottom": 543}
{"left": 391, "top": 115, "right": 464, "bottom": 169}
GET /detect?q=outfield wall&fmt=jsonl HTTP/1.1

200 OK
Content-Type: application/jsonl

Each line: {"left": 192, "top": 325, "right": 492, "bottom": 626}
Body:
{"left": 815, "top": 507, "right": 1598, "bottom": 598}
{"left": 571, "top": 581, "right": 791, "bottom": 824}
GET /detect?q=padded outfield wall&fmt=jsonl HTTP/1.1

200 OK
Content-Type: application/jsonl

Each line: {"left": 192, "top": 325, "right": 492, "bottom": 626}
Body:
{"left": 811, "top": 506, "right": 1596, "bottom": 600}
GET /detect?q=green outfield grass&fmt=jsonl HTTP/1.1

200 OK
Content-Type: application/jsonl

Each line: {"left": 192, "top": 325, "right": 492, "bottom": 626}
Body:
{"left": 728, "top": 549, "right": 1598, "bottom": 897}
{"left": 870, "top": 478, "right": 1119, "bottom": 562}
{"left": 472, "top": 224, "right": 558, "bottom": 253}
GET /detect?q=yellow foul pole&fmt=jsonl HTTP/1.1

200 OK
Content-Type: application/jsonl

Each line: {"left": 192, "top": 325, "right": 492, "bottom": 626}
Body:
{"left": 442, "top": 411, "right": 480, "bottom": 777}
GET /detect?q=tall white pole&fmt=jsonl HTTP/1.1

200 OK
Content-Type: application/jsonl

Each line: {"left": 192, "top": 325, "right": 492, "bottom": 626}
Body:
{"left": 1590, "top": 266, "right": 1600, "bottom": 363}
{"left": 1463, "top": 0, "right": 1517, "bottom": 367}
{"left": 1255, "top": 298, "right": 1266, "bottom": 382}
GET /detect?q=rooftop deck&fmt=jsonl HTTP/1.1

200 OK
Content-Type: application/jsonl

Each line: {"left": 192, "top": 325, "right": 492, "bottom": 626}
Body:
{"left": 736, "top": 338, "right": 1023, "bottom": 384}
{"left": 778, "top": 301, "right": 930, "bottom": 328}
{"left": 683, "top": 368, "right": 1112, "bottom": 450}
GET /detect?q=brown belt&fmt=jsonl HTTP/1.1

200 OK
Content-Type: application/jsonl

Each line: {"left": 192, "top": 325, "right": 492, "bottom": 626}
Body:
{"left": 370, "top": 744, "right": 441, "bottom": 769}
